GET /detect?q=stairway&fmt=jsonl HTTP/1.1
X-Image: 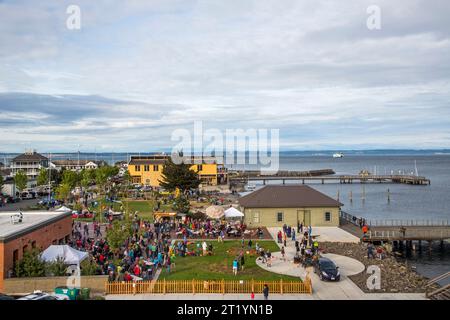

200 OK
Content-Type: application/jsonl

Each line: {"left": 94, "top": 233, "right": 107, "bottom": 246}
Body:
{"left": 426, "top": 272, "right": 450, "bottom": 300}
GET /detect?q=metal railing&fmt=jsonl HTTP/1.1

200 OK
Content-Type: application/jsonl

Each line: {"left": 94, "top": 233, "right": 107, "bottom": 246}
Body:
{"left": 367, "top": 219, "right": 450, "bottom": 227}
{"left": 426, "top": 272, "right": 450, "bottom": 299}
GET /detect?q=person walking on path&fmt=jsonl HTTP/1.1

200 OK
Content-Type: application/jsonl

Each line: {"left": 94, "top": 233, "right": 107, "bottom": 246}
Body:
{"left": 263, "top": 284, "right": 269, "bottom": 300}
{"left": 367, "top": 243, "right": 375, "bottom": 259}
{"left": 266, "top": 250, "right": 272, "bottom": 267}
{"left": 240, "top": 253, "right": 245, "bottom": 271}
{"left": 232, "top": 258, "right": 238, "bottom": 276}
{"left": 291, "top": 228, "right": 296, "bottom": 241}
{"left": 281, "top": 246, "right": 286, "bottom": 261}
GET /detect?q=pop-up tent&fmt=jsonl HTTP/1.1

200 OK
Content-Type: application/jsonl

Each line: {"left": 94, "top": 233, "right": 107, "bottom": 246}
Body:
{"left": 56, "top": 206, "right": 71, "bottom": 212}
{"left": 205, "top": 205, "right": 225, "bottom": 219}
{"left": 224, "top": 207, "right": 244, "bottom": 219}
{"left": 41, "top": 245, "right": 88, "bottom": 265}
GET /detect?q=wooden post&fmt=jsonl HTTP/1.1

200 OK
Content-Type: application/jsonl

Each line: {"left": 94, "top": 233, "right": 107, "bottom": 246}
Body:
{"left": 251, "top": 279, "right": 254, "bottom": 293}
{"left": 280, "top": 279, "right": 283, "bottom": 295}
{"left": 192, "top": 279, "right": 195, "bottom": 295}
{"left": 349, "top": 191, "right": 353, "bottom": 203}
{"left": 387, "top": 188, "right": 390, "bottom": 203}
{"left": 222, "top": 279, "right": 225, "bottom": 295}
{"left": 163, "top": 278, "right": 166, "bottom": 295}
{"left": 133, "top": 281, "right": 136, "bottom": 295}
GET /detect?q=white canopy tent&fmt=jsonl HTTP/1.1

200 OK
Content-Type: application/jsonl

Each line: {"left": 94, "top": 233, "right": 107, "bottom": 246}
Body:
{"left": 41, "top": 245, "right": 88, "bottom": 265}
{"left": 224, "top": 207, "right": 244, "bottom": 219}
{"left": 56, "top": 206, "right": 71, "bottom": 212}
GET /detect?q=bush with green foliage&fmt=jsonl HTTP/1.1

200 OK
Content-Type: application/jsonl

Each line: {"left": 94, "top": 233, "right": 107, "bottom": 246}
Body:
{"left": 14, "top": 249, "right": 46, "bottom": 277}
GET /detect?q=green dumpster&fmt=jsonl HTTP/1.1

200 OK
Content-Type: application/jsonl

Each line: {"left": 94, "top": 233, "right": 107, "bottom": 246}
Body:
{"left": 80, "top": 288, "right": 91, "bottom": 300}
{"left": 54, "top": 286, "right": 80, "bottom": 300}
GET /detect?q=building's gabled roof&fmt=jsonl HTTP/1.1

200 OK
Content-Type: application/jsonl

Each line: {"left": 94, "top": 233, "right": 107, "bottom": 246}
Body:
{"left": 12, "top": 152, "right": 48, "bottom": 162}
{"left": 238, "top": 185, "right": 343, "bottom": 208}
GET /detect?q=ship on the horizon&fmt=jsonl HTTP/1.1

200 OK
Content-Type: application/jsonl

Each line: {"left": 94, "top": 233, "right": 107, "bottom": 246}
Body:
{"left": 333, "top": 152, "right": 344, "bottom": 158}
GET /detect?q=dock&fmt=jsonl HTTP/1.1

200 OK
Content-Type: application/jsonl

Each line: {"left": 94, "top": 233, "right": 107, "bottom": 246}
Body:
{"left": 340, "top": 212, "right": 450, "bottom": 242}
{"left": 230, "top": 174, "right": 431, "bottom": 185}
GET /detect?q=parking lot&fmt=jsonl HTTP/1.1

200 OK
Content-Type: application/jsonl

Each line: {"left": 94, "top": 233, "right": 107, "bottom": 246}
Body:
{"left": 0, "top": 198, "right": 40, "bottom": 212}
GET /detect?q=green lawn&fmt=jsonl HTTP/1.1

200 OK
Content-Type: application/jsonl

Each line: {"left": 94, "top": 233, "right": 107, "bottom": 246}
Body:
{"left": 121, "top": 200, "right": 172, "bottom": 221}
{"left": 160, "top": 240, "right": 299, "bottom": 281}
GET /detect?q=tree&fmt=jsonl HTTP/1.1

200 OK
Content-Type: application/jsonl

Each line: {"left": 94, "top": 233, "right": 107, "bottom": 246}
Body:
{"left": 15, "top": 249, "right": 46, "bottom": 277}
{"left": 37, "top": 168, "right": 62, "bottom": 186}
{"left": 14, "top": 170, "right": 28, "bottom": 196}
{"left": 172, "top": 195, "right": 190, "bottom": 214}
{"left": 55, "top": 182, "right": 72, "bottom": 202}
{"left": 159, "top": 155, "right": 201, "bottom": 193}
{"left": 96, "top": 165, "right": 119, "bottom": 195}
{"left": 61, "top": 170, "right": 80, "bottom": 189}
{"left": 106, "top": 220, "right": 133, "bottom": 251}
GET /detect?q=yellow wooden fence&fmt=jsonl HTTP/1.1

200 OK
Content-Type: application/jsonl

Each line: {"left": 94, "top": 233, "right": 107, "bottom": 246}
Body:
{"left": 105, "top": 278, "right": 312, "bottom": 295}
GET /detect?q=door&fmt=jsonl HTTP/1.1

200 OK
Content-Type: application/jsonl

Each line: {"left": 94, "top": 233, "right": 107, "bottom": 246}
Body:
{"left": 302, "top": 210, "right": 311, "bottom": 226}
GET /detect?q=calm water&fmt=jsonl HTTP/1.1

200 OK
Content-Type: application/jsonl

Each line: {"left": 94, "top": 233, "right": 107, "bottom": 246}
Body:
{"left": 232, "top": 153, "right": 450, "bottom": 281}
{"left": 2, "top": 151, "right": 450, "bottom": 280}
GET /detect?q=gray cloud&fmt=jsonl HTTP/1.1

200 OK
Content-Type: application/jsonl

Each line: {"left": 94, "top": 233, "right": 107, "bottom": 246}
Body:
{"left": 0, "top": 0, "right": 450, "bottom": 151}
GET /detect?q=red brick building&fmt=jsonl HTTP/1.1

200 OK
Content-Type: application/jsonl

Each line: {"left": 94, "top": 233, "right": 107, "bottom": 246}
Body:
{"left": 0, "top": 211, "right": 72, "bottom": 292}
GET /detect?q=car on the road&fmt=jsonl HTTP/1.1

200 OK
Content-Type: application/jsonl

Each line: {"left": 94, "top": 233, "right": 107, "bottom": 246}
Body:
{"left": 313, "top": 257, "right": 341, "bottom": 281}
{"left": 17, "top": 291, "right": 69, "bottom": 300}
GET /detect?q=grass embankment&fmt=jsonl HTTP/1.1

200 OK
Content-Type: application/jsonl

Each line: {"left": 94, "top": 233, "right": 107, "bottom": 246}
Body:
{"left": 160, "top": 240, "right": 299, "bottom": 281}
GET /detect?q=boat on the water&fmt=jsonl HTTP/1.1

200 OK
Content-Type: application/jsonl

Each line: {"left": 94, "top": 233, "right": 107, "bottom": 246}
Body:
{"left": 333, "top": 152, "right": 344, "bottom": 158}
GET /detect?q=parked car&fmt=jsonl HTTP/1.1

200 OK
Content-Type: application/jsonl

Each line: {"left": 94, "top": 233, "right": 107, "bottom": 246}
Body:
{"left": 313, "top": 257, "right": 340, "bottom": 281}
{"left": 17, "top": 291, "right": 69, "bottom": 300}
{"left": 21, "top": 191, "right": 36, "bottom": 199}
{"left": 0, "top": 293, "right": 15, "bottom": 300}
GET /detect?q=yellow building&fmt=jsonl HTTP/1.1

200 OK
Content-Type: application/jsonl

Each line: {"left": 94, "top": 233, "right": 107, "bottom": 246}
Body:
{"left": 238, "top": 185, "right": 342, "bottom": 227}
{"left": 128, "top": 155, "right": 227, "bottom": 187}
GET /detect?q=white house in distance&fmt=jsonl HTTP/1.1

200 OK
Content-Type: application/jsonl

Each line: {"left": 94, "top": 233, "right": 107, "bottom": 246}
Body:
{"left": 10, "top": 150, "right": 49, "bottom": 180}
{"left": 50, "top": 160, "right": 107, "bottom": 172}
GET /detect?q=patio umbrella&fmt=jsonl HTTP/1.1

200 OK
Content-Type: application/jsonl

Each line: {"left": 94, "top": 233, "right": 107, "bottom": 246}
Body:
{"left": 205, "top": 205, "right": 225, "bottom": 219}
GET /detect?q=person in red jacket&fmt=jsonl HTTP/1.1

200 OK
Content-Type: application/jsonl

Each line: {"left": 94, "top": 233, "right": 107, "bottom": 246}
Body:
{"left": 133, "top": 264, "right": 141, "bottom": 276}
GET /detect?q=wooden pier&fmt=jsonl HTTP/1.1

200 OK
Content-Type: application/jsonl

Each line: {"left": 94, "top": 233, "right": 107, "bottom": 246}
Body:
{"left": 340, "top": 212, "right": 450, "bottom": 242}
{"left": 231, "top": 174, "right": 431, "bottom": 185}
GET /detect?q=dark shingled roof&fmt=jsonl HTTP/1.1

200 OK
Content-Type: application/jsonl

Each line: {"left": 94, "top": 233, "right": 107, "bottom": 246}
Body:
{"left": 238, "top": 185, "right": 343, "bottom": 208}
{"left": 12, "top": 152, "right": 48, "bottom": 162}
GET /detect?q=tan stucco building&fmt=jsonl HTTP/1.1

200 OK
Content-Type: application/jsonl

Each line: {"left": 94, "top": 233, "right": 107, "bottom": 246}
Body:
{"left": 238, "top": 185, "right": 342, "bottom": 228}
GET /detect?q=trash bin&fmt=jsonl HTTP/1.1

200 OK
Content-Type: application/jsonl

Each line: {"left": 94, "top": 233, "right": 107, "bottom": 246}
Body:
{"left": 54, "top": 286, "right": 80, "bottom": 300}
{"left": 80, "top": 288, "right": 91, "bottom": 300}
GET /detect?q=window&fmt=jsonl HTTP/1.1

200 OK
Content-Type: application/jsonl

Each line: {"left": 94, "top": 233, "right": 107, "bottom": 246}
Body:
{"left": 144, "top": 165, "right": 150, "bottom": 172}
{"left": 253, "top": 212, "right": 260, "bottom": 223}
{"left": 135, "top": 165, "right": 141, "bottom": 172}
{"left": 153, "top": 165, "right": 159, "bottom": 171}
{"left": 22, "top": 245, "right": 28, "bottom": 254}
{"left": 197, "top": 164, "right": 203, "bottom": 171}
{"left": 277, "top": 212, "right": 284, "bottom": 222}
{"left": 325, "top": 212, "right": 331, "bottom": 222}
{"left": 31, "top": 241, "right": 36, "bottom": 249}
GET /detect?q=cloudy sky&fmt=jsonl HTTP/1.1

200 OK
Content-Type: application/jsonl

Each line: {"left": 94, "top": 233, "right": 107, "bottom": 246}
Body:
{"left": 0, "top": 0, "right": 450, "bottom": 152}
